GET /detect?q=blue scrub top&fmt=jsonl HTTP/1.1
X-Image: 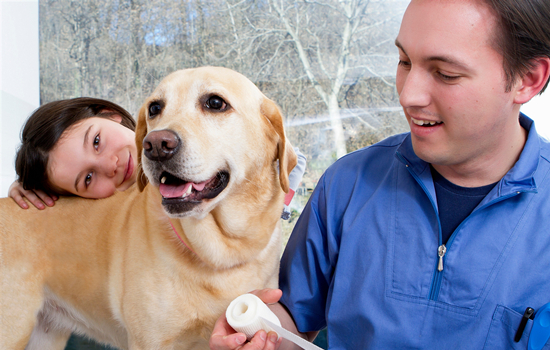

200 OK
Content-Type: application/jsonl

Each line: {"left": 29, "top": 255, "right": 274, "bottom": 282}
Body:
{"left": 280, "top": 114, "right": 550, "bottom": 349}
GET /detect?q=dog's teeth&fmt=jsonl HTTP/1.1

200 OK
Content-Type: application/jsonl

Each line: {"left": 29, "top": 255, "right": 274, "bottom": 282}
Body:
{"left": 186, "top": 185, "right": 193, "bottom": 195}
{"left": 161, "top": 176, "right": 167, "bottom": 184}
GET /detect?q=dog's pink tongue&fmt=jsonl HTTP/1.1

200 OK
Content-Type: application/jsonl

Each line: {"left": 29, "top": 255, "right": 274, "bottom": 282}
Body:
{"left": 159, "top": 181, "right": 208, "bottom": 198}
{"left": 159, "top": 183, "right": 187, "bottom": 198}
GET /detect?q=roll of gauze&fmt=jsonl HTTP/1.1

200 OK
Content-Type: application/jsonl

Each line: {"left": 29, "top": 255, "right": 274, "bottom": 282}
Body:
{"left": 226, "top": 294, "right": 324, "bottom": 350}
{"left": 226, "top": 293, "right": 282, "bottom": 340}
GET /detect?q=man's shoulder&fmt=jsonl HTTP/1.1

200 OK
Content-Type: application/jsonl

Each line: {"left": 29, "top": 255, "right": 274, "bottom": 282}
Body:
{"left": 334, "top": 132, "right": 408, "bottom": 166}
{"left": 322, "top": 132, "right": 409, "bottom": 181}
{"left": 539, "top": 137, "right": 550, "bottom": 162}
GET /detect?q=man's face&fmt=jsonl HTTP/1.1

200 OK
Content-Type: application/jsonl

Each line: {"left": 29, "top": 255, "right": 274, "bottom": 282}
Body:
{"left": 395, "top": 0, "right": 521, "bottom": 178}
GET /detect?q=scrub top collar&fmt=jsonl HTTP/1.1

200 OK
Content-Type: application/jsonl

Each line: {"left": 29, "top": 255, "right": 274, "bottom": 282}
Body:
{"left": 395, "top": 113, "right": 541, "bottom": 200}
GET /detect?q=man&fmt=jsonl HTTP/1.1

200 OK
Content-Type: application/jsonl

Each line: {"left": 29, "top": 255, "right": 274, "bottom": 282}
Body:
{"left": 210, "top": 0, "right": 550, "bottom": 348}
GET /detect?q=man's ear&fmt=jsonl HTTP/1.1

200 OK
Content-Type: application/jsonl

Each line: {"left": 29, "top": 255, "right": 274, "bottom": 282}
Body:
{"left": 135, "top": 104, "right": 149, "bottom": 191}
{"left": 514, "top": 57, "right": 550, "bottom": 104}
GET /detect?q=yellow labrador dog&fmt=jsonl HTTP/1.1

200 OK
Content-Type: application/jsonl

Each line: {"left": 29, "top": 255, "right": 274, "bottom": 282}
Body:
{"left": 0, "top": 66, "right": 297, "bottom": 350}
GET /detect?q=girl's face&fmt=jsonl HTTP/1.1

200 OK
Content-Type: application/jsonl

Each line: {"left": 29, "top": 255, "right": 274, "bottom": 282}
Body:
{"left": 47, "top": 116, "right": 138, "bottom": 198}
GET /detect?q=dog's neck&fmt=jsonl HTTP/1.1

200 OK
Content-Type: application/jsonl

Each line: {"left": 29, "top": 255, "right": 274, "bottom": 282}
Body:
{"left": 164, "top": 177, "right": 284, "bottom": 270}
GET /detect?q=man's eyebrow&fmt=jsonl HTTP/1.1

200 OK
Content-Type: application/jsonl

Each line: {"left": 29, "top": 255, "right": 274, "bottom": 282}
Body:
{"left": 427, "top": 55, "right": 470, "bottom": 71}
{"left": 74, "top": 124, "right": 94, "bottom": 192}
{"left": 395, "top": 39, "right": 406, "bottom": 55}
{"left": 395, "top": 39, "right": 470, "bottom": 70}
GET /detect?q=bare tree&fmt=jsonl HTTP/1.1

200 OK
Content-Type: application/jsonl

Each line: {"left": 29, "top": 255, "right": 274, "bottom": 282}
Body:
{"left": 220, "top": 0, "right": 405, "bottom": 158}
{"left": 38, "top": 0, "right": 407, "bottom": 162}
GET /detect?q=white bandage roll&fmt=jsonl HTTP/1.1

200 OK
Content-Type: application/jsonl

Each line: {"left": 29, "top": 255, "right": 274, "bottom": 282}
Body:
{"left": 226, "top": 294, "right": 282, "bottom": 340}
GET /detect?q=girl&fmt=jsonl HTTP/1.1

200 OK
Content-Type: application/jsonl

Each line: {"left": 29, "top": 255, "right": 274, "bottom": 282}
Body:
{"left": 9, "top": 97, "right": 137, "bottom": 209}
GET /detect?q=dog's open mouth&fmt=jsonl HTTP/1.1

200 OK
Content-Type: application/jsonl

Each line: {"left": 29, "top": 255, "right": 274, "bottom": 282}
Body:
{"left": 158, "top": 171, "right": 230, "bottom": 205}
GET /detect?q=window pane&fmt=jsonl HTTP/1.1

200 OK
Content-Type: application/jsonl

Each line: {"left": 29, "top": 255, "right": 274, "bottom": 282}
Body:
{"left": 40, "top": 0, "right": 409, "bottom": 239}
{"left": 39, "top": 1, "right": 409, "bottom": 349}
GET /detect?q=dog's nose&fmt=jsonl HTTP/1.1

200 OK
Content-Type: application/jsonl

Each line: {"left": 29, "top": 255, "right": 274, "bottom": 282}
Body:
{"left": 143, "top": 130, "right": 181, "bottom": 161}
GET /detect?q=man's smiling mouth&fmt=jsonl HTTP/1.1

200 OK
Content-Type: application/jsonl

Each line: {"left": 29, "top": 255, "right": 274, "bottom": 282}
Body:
{"left": 412, "top": 118, "right": 443, "bottom": 126}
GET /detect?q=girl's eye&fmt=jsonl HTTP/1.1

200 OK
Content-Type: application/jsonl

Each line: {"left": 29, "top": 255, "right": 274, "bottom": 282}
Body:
{"left": 93, "top": 134, "right": 100, "bottom": 150}
{"left": 84, "top": 173, "right": 93, "bottom": 187}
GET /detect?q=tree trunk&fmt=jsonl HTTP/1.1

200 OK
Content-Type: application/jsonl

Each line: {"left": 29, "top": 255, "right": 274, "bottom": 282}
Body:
{"left": 328, "top": 94, "right": 347, "bottom": 159}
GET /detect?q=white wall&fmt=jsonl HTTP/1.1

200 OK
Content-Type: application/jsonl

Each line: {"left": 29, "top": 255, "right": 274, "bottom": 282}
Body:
{"left": 0, "top": 0, "right": 39, "bottom": 197}
{"left": 521, "top": 94, "right": 550, "bottom": 141}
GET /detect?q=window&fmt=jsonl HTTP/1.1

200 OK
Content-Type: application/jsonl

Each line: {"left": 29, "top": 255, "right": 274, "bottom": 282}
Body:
{"left": 38, "top": 0, "right": 410, "bottom": 238}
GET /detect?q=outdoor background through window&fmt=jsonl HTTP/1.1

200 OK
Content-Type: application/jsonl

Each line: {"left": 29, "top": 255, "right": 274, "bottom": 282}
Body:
{"left": 39, "top": 0, "right": 409, "bottom": 347}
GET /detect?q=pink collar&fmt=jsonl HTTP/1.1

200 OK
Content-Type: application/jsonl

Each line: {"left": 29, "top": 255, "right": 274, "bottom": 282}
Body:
{"left": 169, "top": 220, "right": 198, "bottom": 256}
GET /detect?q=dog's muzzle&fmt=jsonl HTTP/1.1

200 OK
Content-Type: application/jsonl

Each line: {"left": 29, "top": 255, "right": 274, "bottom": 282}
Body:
{"left": 142, "top": 129, "right": 230, "bottom": 215}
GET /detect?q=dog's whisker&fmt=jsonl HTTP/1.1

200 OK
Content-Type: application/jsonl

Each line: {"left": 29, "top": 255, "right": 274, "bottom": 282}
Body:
{"left": 242, "top": 176, "right": 262, "bottom": 191}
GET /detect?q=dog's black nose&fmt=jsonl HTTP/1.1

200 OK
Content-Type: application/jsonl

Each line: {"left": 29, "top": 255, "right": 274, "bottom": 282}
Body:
{"left": 143, "top": 130, "right": 181, "bottom": 161}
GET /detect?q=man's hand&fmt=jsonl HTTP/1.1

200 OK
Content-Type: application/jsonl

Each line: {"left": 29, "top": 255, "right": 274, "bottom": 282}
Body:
{"left": 210, "top": 289, "right": 283, "bottom": 350}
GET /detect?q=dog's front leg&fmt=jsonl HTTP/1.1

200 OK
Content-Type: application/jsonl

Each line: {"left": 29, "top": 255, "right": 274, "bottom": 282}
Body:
{"left": 25, "top": 325, "right": 71, "bottom": 350}
{"left": 127, "top": 338, "right": 155, "bottom": 350}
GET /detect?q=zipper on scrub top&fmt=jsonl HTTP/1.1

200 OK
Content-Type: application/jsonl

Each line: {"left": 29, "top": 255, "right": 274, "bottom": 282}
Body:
{"left": 398, "top": 154, "right": 446, "bottom": 301}
{"left": 437, "top": 244, "right": 446, "bottom": 271}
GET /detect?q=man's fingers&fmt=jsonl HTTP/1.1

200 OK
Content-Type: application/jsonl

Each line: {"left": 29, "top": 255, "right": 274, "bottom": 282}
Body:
{"left": 244, "top": 331, "right": 268, "bottom": 350}
{"left": 209, "top": 333, "right": 247, "bottom": 350}
{"left": 210, "top": 314, "right": 247, "bottom": 350}
{"left": 250, "top": 289, "right": 283, "bottom": 304}
{"left": 264, "top": 331, "right": 282, "bottom": 350}
{"left": 245, "top": 330, "right": 281, "bottom": 350}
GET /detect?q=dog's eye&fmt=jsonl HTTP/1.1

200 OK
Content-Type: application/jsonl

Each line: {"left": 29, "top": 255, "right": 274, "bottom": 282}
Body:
{"left": 205, "top": 96, "right": 228, "bottom": 111}
{"left": 149, "top": 102, "right": 163, "bottom": 118}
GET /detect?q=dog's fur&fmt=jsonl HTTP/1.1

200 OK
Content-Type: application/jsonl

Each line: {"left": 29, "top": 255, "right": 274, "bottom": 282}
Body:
{"left": 0, "top": 67, "right": 297, "bottom": 350}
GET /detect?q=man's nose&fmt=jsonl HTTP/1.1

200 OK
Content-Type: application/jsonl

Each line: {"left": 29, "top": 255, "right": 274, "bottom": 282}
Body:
{"left": 399, "top": 69, "right": 431, "bottom": 109}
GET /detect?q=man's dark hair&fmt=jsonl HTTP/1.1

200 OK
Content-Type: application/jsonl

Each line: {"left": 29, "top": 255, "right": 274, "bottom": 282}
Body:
{"left": 15, "top": 97, "right": 136, "bottom": 195}
{"left": 486, "top": 0, "right": 550, "bottom": 93}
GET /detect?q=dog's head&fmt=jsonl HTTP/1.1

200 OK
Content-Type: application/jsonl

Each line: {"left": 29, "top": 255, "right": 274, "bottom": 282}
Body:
{"left": 135, "top": 67, "right": 297, "bottom": 218}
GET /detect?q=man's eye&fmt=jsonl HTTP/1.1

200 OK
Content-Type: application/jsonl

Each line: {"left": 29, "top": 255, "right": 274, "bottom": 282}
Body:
{"left": 438, "top": 72, "right": 460, "bottom": 81}
{"left": 85, "top": 173, "right": 93, "bottom": 187}
{"left": 398, "top": 60, "right": 411, "bottom": 69}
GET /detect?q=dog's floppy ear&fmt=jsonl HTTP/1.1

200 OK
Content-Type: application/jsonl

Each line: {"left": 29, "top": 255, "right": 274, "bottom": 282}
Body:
{"left": 135, "top": 104, "right": 149, "bottom": 191}
{"left": 261, "top": 98, "right": 298, "bottom": 193}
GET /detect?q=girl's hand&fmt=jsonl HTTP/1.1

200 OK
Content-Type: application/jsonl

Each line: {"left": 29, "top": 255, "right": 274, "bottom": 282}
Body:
{"left": 8, "top": 181, "right": 58, "bottom": 209}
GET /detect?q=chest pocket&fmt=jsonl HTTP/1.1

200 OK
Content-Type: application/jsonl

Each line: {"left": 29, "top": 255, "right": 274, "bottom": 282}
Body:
{"left": 483, "top": 305, "right": 550, "bottom": 350}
